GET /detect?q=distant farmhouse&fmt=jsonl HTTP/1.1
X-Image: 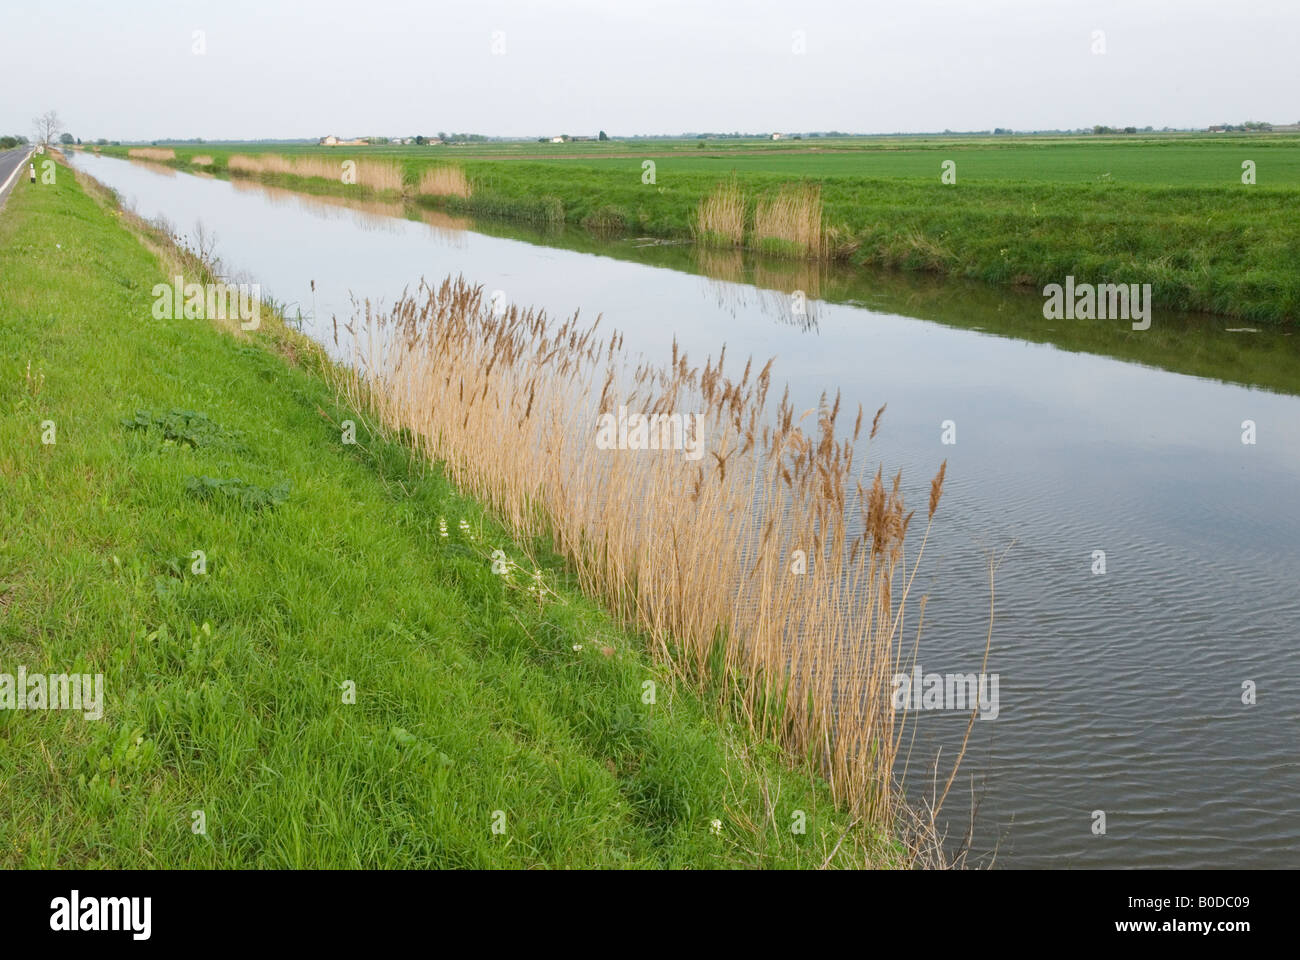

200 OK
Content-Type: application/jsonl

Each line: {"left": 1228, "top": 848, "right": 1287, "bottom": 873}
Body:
{"left": 319, "top": 135, "right": 368, "bottom": 146}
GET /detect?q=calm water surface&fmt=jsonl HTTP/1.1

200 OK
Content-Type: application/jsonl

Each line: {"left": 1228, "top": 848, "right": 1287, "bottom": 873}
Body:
{"left": 70, "top": 153, "right": 1300, "bottom": 868}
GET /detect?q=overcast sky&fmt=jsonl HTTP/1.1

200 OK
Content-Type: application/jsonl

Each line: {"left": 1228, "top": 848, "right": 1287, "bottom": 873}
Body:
{"left": 2, "top": 0, "right": 1295, "bottom": 141}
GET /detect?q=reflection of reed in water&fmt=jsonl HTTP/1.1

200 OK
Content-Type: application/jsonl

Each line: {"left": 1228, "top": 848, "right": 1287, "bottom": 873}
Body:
{"left": 694, "top": 245, "right": 745, "bottom": 284}
{"left": 754, "top": 259, "right": 822, "bottom": 332}
{"left": 126, "top": 159, "right": 178, "bottom": 177}
{"left": 229, "top": 178, "right": 405, "bottom": 233}
{"left": 417, "top": 207, "right": 472, "bottom": 249}
{"left": 694, "top": 246, "right": 751, "bottom": 317}
{"left": 226, "top": 177, "right": 475, "bottom": 247}
{"left": 692, "top": 245, "right": 821, "bottom": 331}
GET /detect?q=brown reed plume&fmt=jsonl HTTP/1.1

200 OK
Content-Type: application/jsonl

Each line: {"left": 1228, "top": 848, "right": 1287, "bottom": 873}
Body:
{"left": 693, "top": 177, "right": 747, "bottom": 248}
{"left": 128, "top": 147, "right": 176, "bottom": 162}
{"left": 418, "top": 165, "right": 472, "bottom": 198}
{"left": 754, "top": 182, "right": 824, "bottom": 258}
{"left": 227, "top": 153, "right": 404, "bottom": 192}
{"left": 338, "top": 277, "right": 951, "bottom": 834}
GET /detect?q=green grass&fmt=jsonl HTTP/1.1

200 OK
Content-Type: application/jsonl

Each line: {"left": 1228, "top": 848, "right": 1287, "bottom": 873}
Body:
{"left": 94, "top": 133, "right": 1300, "bottom": 325}
{"left": 0, "top": 162, "right": 900, "bottom": 868}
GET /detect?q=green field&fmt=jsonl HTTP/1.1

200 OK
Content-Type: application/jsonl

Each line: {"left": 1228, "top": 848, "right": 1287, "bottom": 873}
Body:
{"left": 0, "top": 160, "right": 899, "bottom": 868}
{"left": 99, "top": 133, "right": 1300, "bottom": 326}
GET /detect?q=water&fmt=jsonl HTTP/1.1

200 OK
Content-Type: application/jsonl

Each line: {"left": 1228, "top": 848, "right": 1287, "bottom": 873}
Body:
{"left": 69, "top": 152, "right": 1300, "bottom": 868}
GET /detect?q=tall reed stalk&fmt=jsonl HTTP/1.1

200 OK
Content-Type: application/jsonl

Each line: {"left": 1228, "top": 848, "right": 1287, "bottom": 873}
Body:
{"left": 754, "top": 182, "right": 824, "bottom": 258}
{"left": 128, "top": 147, "right": 176, "bottom": 161}
{"left": 338, "top": 277, "right": 946, "bottom": 827}
{"left": 694, "top": 177, "right": 748, "bottom": 248}
{"left": 227, "top": 153, "right": 404, "bottom": 192}
{"left": 417, "top": 165, "right": 472, "bottom": 198}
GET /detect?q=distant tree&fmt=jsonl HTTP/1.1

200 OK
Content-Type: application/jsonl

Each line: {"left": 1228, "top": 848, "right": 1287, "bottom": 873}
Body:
{"left": 0, "top": 136, "right": 17, "bottom": 149}
{"left": 59, "top": 132, "right": 74, "bottom": 145}
{"left": 415, "top": 135, "right": 426, "bottom": 145}
{"left": 32, "top": 109, "right": 62, "bottom": 146}
{"left": 1123, "top": 126, "right": 1137, "bottom": 134}
{"left": 598, "top": 130, "right": 608, "bottom": 141}
{"left": 95, "top": 138, "right": 108, "bottom": 145}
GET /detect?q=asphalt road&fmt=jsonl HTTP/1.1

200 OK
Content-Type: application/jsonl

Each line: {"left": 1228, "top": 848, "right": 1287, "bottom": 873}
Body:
{"left": 0, "top": 146, "right": 35, "bottom": 209}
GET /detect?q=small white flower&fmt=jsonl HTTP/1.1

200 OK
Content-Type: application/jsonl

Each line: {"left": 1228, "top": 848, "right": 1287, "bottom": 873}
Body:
{"left": 709, "top": 819, "right": 722, "bottom": 836}
{"left": 438, "top": 517, "right": 448, "bottom": 538}
{"left": 572, "top": 644, "right": 582, "bottom": 651}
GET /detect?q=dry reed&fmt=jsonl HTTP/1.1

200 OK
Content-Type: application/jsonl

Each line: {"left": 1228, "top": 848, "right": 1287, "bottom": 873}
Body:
{"left": 417, "top": 165, "right": 472, "bottom": 198}
{"left": 694, "top": 177, "right": 747, "bottom": 247}
{"left": 227, "top": 153, "right": 404, "bottom": 192}
{"left": 754, "top": 182, "right": 824, "bottom": 258}
{"left": 128, "top": 147, "right": 176, "bottom": 162}
{"left": 338, "top": 277, "right": 950, "bottom": 828}
{"left": 190, "top": 155, "right": 214, "bottom": 166}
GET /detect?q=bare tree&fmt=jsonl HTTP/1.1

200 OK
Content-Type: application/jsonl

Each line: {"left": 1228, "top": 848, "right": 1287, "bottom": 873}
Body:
{"left": 32, "top": 110, "right": 62, "bottom": 147}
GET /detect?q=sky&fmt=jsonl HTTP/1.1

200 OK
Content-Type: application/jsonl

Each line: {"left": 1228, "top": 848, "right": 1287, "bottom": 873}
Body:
{"left": 1, "top": 0, "right": 1295, "bottom": 141}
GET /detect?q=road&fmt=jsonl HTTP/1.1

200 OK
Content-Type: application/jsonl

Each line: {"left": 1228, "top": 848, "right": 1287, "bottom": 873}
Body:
{"left": 0, "top": 146, "right": 35, "bottom": 209}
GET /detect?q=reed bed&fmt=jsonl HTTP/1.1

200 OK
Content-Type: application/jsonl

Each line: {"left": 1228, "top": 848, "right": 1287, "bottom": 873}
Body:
{"left": 338, "top": 276, "right": 947, "bottom": 826}
{"left": 418, "top": 165, "right": 472, "bottom": 198}
{"left": 694, "top": 177, "right": 748, "bottom": 248}
{"left": 128, "top": 147, "right": 176, "bottom": 161}
{"left": 754, "top": 183, "right": 825, "bottom": 259}
{"left": 227, "top": 153, "right": 404, "bottom": 192}
{"left": 190, "top": 155, "right": 214, "bottom": 166}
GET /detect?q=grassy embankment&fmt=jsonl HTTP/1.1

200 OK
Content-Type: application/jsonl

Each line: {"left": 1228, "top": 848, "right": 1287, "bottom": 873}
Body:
{"left": 0, "top": 158, "right": 905, "bottom": 868}
{"left": 99, "top": 134, "right": 1300, "bottom": 325}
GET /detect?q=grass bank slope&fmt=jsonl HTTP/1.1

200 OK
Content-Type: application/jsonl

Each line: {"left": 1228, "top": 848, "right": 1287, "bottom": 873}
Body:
{"left": 0, "top": 162, "right": 898, "bottom": 868}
